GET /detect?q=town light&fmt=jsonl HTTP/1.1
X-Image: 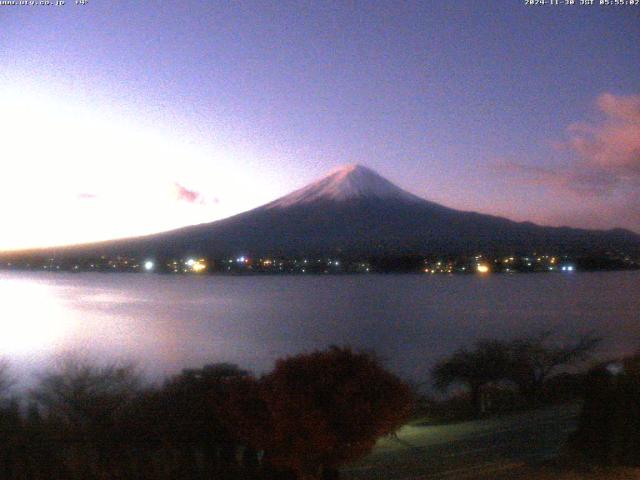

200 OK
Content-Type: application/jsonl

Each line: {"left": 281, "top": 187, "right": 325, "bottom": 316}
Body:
{"left": 476, "top": 264, "right": 490, "bottom": 274}
{"left": 144, "top": 260, "right": 154, "bottom": 271}
{"left": 191, "top": 260, "right": 207, "bottom": 273}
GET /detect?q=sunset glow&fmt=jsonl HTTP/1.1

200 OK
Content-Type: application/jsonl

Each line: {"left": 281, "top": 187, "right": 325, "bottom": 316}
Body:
{"left": 0, "top": 279, "right": 73, "bottom": 354}
{"left": 0, "top": 89, "right": 285, "bottom": 250}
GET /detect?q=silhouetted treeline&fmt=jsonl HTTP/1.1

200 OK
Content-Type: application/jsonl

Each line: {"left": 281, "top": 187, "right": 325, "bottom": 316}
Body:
{"left": 430, "top": 332, "right": 601, "bottom": 418}
{"left": 0, "top": 347, "right": 413, "bottom": 480}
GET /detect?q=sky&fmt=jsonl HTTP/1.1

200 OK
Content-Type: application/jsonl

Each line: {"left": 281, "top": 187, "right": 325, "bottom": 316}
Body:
{"left": 0, "top": 1, "right": 638, "bottom": 250}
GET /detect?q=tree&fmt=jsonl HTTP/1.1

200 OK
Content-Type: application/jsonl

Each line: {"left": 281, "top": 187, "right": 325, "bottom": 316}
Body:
{"left": 0, "top": 359, "right": 12, "bottom": 401}
{"left": 432, "top": 340, "right": 511, "bottom": 416}
{"left": 158, "top": 363, "right": 251, "bottom": 469}
{"left": 31, "top": 358, "right": 141, "bottom": 442}
{"left": 432, "top": 333, "right": 602, "bottom": 415}
{"left": 250, "top": 346, "right": 413, "bottom": 480}
{"left": 506, "top": 331, "right": 601, "bottom": 404}
{"left": 0, "top": 359, "right": 21, "bottom": 480}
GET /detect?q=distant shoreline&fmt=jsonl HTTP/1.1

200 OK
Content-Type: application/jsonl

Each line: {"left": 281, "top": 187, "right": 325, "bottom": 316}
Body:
{"left": 1, "top": 266, "right": 639, "bottom": 276}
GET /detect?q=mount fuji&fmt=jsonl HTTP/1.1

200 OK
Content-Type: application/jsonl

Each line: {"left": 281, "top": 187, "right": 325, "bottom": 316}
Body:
{"left": 264, "top": 164, "right": 423, "bottom": 208}
{"left": 53, "top": 164, "right": 640, "bottom": 258}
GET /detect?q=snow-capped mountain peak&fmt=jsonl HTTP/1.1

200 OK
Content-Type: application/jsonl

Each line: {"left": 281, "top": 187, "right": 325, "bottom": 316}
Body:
{"left": 266, "top": 164, "right": 422, "bottom": 209}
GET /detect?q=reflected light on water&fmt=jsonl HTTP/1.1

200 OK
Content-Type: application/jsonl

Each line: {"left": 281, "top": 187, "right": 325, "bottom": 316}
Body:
{"left": 0, "top": 280, "right": 73, "bottom": 355}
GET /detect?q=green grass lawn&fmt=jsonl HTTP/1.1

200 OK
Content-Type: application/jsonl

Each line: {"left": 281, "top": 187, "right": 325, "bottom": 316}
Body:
{"left": 342, "top": 404, "right": 639, "bottom": 479}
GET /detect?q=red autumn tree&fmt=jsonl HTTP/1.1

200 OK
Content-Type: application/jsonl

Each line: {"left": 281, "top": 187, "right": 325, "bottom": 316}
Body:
{"left": 255, "top": 346, "right": 414, "bottom": 479}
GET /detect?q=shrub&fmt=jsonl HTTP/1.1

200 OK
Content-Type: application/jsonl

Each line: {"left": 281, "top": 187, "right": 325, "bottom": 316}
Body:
{"left": 252, "top": 346, "right": 414, "bottom": 480}
{"left": 571, "top": 353, "right": 640, "bottom": 466}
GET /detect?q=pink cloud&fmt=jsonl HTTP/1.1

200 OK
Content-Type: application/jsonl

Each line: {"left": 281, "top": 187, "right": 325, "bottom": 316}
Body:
{"left": 564, "top": 93, "right": 640, "bottom": 189}
{"left": 173, "top": 183, "right": 204, "bottom": 203}
{"left": 566, "top": 93, "right": 640, "bottom": 174}
{"left": 492, "top": 93, "right": 640, "bottom": 232}
{"left": 77, "top": 193, "right": 98, "bottom": 200}
{"left": 173, "top": 183, "right": 219, "bottom": 205}
{"left": 497, "top": 93, "right": 640, "bottom": 195}
{"left": 597, "top": 92, "right": 640, "bottom": 123}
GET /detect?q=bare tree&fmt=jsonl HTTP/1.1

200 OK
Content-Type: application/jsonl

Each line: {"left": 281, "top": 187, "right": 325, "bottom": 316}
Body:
{"left": 432, "top": 333, "right": 602, "bottom": 414}
{"left": 506, "top": 331, "right": 601, "bottom": 404}
{"left": 31, "top": 357, "right": 141, "bottom": 432}
{"left": 432, "top": 340, "right": 511, "bottom": 417}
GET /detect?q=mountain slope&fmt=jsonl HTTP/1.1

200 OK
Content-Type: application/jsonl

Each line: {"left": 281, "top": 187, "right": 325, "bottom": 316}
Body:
{"left": 67, "top": 164, "right": 640, "bottom": 259}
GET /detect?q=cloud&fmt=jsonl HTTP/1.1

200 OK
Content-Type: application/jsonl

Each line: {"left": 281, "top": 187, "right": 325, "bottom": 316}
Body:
{"left": 173, "top": 182, "right": 219, "bottom": 205}
{"left": 565, "top": 92, "right": 640, "bottom": 175}
{"left": 77, "top": 193, "right": 98, "bottom": 200}
{"left": 490, "top": 93, "right": 640, "bottom": 232}
{"left": 597, "top": 92, "right": 640, "bottom": 123}
{"left": 497, "top": 93, "right": 640, "bottom": 196}
{"left": 173, "top": 183, "right": 204, "bottom": 203}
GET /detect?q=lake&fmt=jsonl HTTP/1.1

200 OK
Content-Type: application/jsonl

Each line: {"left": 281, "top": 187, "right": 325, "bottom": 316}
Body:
{"left": 1, "top": 271, "right": 638, "bottom": 387}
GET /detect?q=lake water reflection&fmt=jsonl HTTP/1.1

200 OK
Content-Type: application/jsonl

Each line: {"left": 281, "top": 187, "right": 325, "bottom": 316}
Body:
{"left": 1, "top": 271, "right": 639, "bottom": 386}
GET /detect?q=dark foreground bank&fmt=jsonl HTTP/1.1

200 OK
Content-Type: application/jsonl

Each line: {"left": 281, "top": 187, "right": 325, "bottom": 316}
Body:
{"left": 0, "top": 347, "right": 413, "bottom": 480}
{"left": 0, "top": 348, "right": 637, "bottom": 480}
